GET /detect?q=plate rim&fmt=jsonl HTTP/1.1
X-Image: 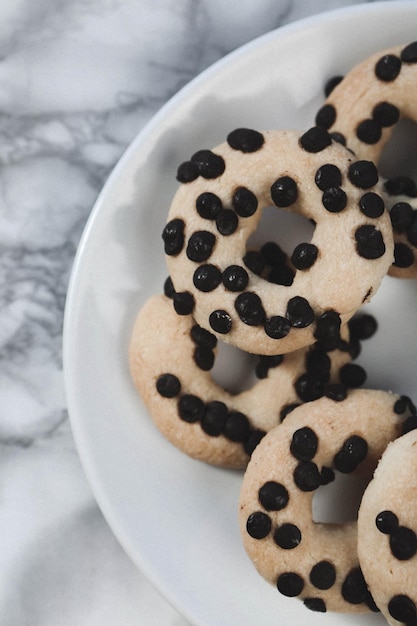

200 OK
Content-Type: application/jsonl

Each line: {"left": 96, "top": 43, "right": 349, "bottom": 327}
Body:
{"left": 63, "top": 2, "right": 417, "bottom": 624}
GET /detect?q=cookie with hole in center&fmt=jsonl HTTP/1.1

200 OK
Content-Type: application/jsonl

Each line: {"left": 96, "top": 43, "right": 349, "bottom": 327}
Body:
{"left": 357, "top": 426, "right": 417, "bottom": 624}
{"left": 238, "top": 389, "right": 416, "bottom": 613}
{"left": 164, "top": 128, "right": 393, "bottom": 355}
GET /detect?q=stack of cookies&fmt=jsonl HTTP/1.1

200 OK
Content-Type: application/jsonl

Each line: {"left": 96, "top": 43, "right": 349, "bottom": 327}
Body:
{"left": 129, "top": 41, "right": 417, "bottom": 624}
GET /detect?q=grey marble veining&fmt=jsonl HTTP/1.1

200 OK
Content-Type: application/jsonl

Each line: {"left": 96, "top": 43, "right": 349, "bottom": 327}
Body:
{"left": 0, "top": 1, "right": 394, "bottom": 624}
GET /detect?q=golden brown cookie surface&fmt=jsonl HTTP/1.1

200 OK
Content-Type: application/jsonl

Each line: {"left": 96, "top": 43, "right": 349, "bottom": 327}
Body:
{"left": 164, "top": 128, "right": 393, "bottom": 355}
{"left": 238, "top": 389, "right": 415, "bottom": 613}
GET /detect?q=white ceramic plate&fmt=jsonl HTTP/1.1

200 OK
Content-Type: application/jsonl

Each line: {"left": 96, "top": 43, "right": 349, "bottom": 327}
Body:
{"left": 63, "top": 3, "right": 417, "bottom": 625}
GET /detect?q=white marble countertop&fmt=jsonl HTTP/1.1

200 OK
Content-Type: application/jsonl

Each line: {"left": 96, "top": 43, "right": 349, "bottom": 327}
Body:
{"left": 0, "top": 1, "right": 402, "bottom": 625}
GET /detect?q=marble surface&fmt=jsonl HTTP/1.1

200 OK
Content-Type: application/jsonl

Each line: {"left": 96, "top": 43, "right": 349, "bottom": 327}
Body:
{"left": 0, "top": 1, "right": 404, "bottom": 625}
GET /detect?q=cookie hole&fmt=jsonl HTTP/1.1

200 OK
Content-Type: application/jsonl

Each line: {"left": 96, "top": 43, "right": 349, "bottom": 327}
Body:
{"left": 379, "top": 117, "right": 417, "bottom": 183}
{"left": 210, "top": 341, "right": 258, "bottom": 395}
{"left": 247, "top": 205, "right": 315, "bottom": 264}
{"left": 312, "top": 472, "right": 371, "bottom": 523}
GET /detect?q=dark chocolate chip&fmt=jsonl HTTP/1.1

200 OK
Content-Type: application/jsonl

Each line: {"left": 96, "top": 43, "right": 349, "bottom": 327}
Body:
{"left": 324, "top": 74, "right": 343, "bottom": 96}
{"left": 359, "top": 192, "right": 385, "bottom": 218}
{"left": 293, "top": 461, "right": 321, "bottom": 491}
{"left": 340, "top": 363, "right": 367, "bottom": 388}
{"left": 256, "top": 354, "right": 284, "bottom": 378}
{"left": 309, "top": 560, "right": 336, "bottom": 590}
{"left": 300, "top": 126, "right": 332, "bottom": 153}
{"left": 290, "top": 426, "right": 318, "bottom": 461}
{"left": 330, "top": 131, "right": 346, "bottom": 145}
{"left": 277, "top": 572, "right": 304, "bottom": 597}
{"left": 209, "top": 309, "right": 232, "bottom": 334}
{"left": 273, "top": 523, "right": 302, "bottom": 550}
{"left": 244, "top": 429, "right": 266, "bottom": 456}
{"left": 372, "top": 101, "right": 400, "bottom": 127}
{"left": 304, "top": 598, "right": 327, "bottom": 612}
{"left": 270, "top": 176, "right": 298, "bottom": 207}
{"left": 222, "top": 265, "right": 249, "bottom": 292}
{"left": 227, "top": 128, "right": 264, "bottom": 153}
{"left": 262, "top": 244, "right": 292, "bottom": 282}
{"left": 390, "top": 201, "right": 414, "bottom": 232}
{"left": 156, "top": 373, "right": 181, "bottom": 398}
{"left": 190, "top": 325, "right": 217, "bottom": 349}
{"left": 388, "top": 595, "right": 417, "bottom": 622}
{"left": 401, "top": 40, "right": 417, "bottom": 63}
{"left": 306, "top": 347, "right": 331, "bottom": 382}
{"left": 261, "top": 241, "right": 287, "bottom": 265}
{"left": 403, "top": 415, "right": 417, "bottom": 435}
{"left": 341, "top": 567, "right": 368, "bottom": 604}
{"left": 243, "top": 250, "right": 266, "bottom": 275}
{"left": 201, "top": 400, "right": 227, "bottom": 436}
{"left": 178, "top": 394, "right": 205, "bottom": 423}
{"left": 394, "top": 394, "right": 417, "bottom": 416}
{"left": 216, "top": 208, "right": 238, "bottom": 235}
{"left": 257, "top": 354, "right": 284, "bottom": 375}
{"left": 384, "top": 176, "right": 417, "bottom": 197}
{"left": 286, "top": 296, "right": 315, "bottom": 328}
{"left": 223, "top": 411, "right": 250, "bottom": 442}
{"left": 356, "top": 118, "right": 382, "bottom": 144}
{"left": 267, "top": 264, "right": 295, "bottom": 286}
{"left": 193, "top": 346, "right": 215, "bottom": 371}
{"left": 346, "top": 337, "right": 361, "bottom": 359}
{"left": 162, "top": 218, "right": 185, "bottom": 255}
{"left": 255, "top": 358, "right": 271, "bottom": 380}
{"left": 232, "top": 186, "right": 258, "bottom": 217}
{"left": 295, "top": 373, "right": 324, "bottom": 402}
{"left": 280, "top": 403, "right": 301, "bottom": 422}
{"left": 246, "top": 511, "right": 272, "bottom": 539}
{"left": 322, "top": 187, "right": 347, "bottom": 212}
{"left": 375, "top": 54, "right": 402, "bottom": 81}
{"left": 173, "top": 291, "right": 195, "bottom": 315}
{"left": 196, "top": 192, "right": 223, "bottom": 220}
{"left": 355, "top": 224, "right": 386, "bottom": 259}
{"left": 320, "top": 466, "right": 335, "bottom": 485}
{"left": 348, "top": 313, "right": 377, "bottom": 340}
{"left": 348, "top": 160, "right": 379, "bottom": 189}
{"left": 390, "top": 526, "right": 417, "bottom": 560}
{"left": 176, "top": 160, "right": 198, "bottom": 183}
{"left": 325, "top": 384, "right": 348, "bottom": 402}
{"left": 334, "top": 435, "right": 368, "bottom": 473}
{"left": 291, "top": 243, "right": 318, "bottom": 270}
{"left": 186, "top": 230, "right": 216, "bottom": 262}
{"left": 315, "top": 164, "right": 342, "bottom": 190}
{"left": 190, "top": 149, "right": 225, "bottom": 178}
{"left": 193, "top": 264, "right": 222, "bottom": 292}
{"left": 393, "top": 242, "right": 414, "bottom": 268}
{"left": 408, "top": 213, "right": 417, "bottom": 247}
{"left": 365, "top": 591, "right": 381, "bottom": 613}
{"left": 375, "top": 510, "right": 399, "bottom": 534}
{"left": 264, "top": 316, "right": 291, "bottom": 339}
{"left": 234, "top": 292, "right": 266, "bottom": 326}
{"left": 313, "top": 310, "right": 341, "bottom": 351}
{"left": 259, "top": 480, "right": 289, "bottom": 511}
{"left": 163, "top": 275, "right": 175, "bottom": 298}
{"left": 315, "top": 104, "right": 336, "bottom": 129}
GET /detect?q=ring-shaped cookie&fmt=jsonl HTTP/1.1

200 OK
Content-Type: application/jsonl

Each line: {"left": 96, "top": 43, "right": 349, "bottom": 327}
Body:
{"left": 238, "top": 389, "right": 416, "bottom": 613}
{"left": 163, "top": 128, "right": 393, "bottom": 355}
{"left": 316, "top": 41, "right": 417, "bottom": 280}
{"left": 128, "top": 293, "right": 364, "bottom": 469}
{"left": 317, "top": 41, "right": 417, "bottom": 166}
{"left": 358, "top": 427, "right": 417, "bottom": 625}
